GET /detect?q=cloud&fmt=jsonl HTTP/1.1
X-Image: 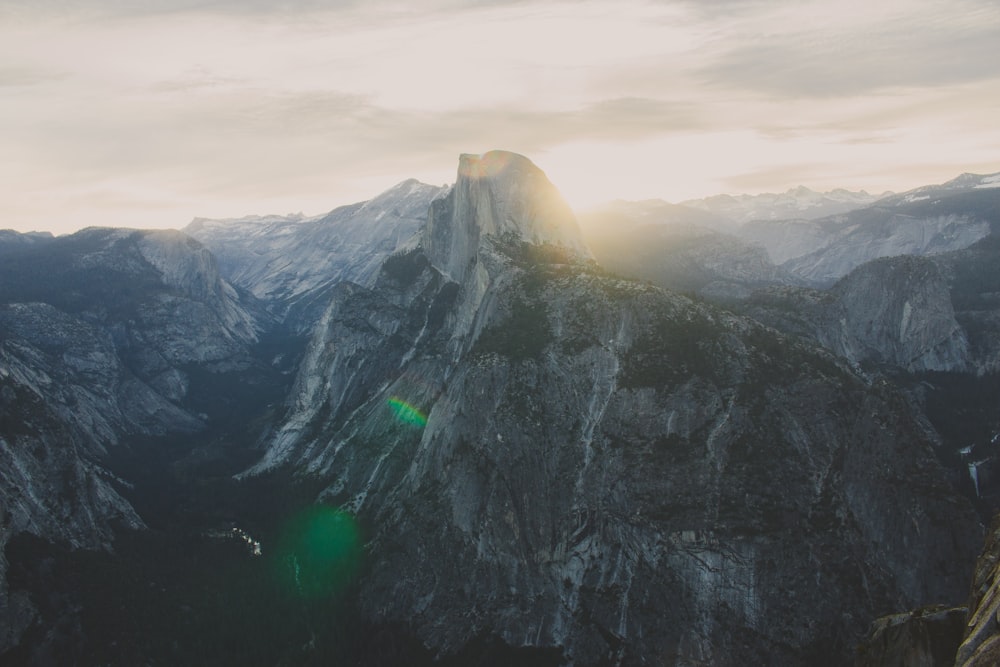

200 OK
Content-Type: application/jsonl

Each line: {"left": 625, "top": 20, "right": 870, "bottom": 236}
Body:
{"left": 700, "top": 1, "right": 1000, "bottom": 97}
{"left": 0, "top": 0, "right": 356, "bottom": 18}
{"left": 0, "top": 0, "right": 538, "bottom": 20}
{"left": 222, "top": 93, "right": 705, "bottom": 165}
{"left": 722, "top": 163, "right": 832, "bottom": 192}
{"left": 0, "top": 65, "right": 64, "bottom": 87}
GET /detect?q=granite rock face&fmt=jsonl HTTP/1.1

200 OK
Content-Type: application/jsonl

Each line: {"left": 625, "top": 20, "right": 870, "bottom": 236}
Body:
{"left": 251, "top": 152, "right": 982, "bottom": 666}
{"left": 738, "top": 177, "right": 1000, "bottom": 286}
{"left": 424, "top": 151, "right": 591, "bottom": 285}
{"left": 875, "top": 512, "right": 1000, "bottom": 667}
{"left": 745, "top": 210, "right": 990, "bottom": 286}
{"left": 825, "top": 256, "right": 969, "bottom": 372}
{"left": 2, "top": 158, "right": 996, "bottom": 664}
{"left": 0, "top": 309, "right": 148, "bottom": 652}
{"left": 743, "top": 255, "right": 970, "bottom": 373}
{"left": 186, "top": 179, "right": 448, "bottom": 329}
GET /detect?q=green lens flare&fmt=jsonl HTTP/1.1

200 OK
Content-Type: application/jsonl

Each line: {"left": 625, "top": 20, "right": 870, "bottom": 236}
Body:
{"left": 276, "top": 506, "right": 361, "bottom": 599}
{"left": 387, "top": 396, "right": 428, "bottom": 427}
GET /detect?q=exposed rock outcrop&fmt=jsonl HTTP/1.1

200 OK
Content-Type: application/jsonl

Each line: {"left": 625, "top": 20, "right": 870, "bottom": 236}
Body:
{"left": 578, "top": 202, "right": 798, "bottom": 300}
{"left": 823, "top": 256, "right": 969, "bottom": 372}
{"left": 3, "top": 158, "right": 996, "bottom": 665}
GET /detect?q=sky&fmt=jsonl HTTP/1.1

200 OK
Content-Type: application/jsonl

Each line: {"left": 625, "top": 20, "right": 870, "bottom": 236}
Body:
{"left": 2, "top": 0, "right": 999, "bottom": 235}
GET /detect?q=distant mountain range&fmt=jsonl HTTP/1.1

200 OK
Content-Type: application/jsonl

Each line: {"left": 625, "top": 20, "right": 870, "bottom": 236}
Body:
{"left": 579, "top": 172, "right": 1000, "bottom": 297}
{"left": 680, "top": 185, "right": 891, "bottom": 226}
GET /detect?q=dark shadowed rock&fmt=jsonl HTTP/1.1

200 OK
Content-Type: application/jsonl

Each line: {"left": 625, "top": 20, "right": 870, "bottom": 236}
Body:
{"left": 0, "top": 227, "right": 265, "bottom": 653}
{"left": 855, "top": 606, "right": 967, "bottom": 667}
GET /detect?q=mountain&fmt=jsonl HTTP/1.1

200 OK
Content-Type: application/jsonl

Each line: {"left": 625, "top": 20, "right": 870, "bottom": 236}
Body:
{"left": 874, "top": 172, "right": 1000, "bottom": 207}
{"left": 955, "top": 513, "right": 1000, "bottom": 666}
{"left": 0, "top": 227, "right": 279, "bottom": 654}
{"left": 740, "top": 255, "right": 970, "bottom": 374}
{"left": 738, "top": 173, "right": 1000, "bottom": 286}
{"left": 738, "top": 230, "right": 1000, "bottom": 516}
{"left": 578, "top": 174, "right": 999, "bottom": 296}
{"left": 0, "top": 304, "right": 148, "bottom": 650}
{"left": 185, "top": 179, "right": 448, "bottom": 330}
{"left": 680, "top": 185, "right": 886, "bottom": 226}
{"left": 245, "top": 151, "right": 982, "bottom": 665}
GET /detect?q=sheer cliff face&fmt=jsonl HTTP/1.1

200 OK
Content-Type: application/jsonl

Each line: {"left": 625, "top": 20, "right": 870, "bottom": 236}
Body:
{"left": 255, "top": 153, "right": 981, "bottom": 666}
{"left": 743, "top": 256, "right": 971, "bottom": 374}
{"left": 826, "top": 256, "right": 969, "bottom": 372}
{"left": 424, "top": 151, "right": 591, "bottom": 285}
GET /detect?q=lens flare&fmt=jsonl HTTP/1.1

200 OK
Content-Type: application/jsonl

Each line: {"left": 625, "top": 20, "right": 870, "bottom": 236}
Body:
{"left": 387, "top": 396, "right": 428, "bottom": 427}
{"left": 275, "top": 506, "right": 361, "bottom": 599}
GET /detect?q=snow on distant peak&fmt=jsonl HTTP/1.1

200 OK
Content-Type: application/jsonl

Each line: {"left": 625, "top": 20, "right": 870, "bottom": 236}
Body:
{"left": 680, "top": 186, "right": 882, "bottom": 225}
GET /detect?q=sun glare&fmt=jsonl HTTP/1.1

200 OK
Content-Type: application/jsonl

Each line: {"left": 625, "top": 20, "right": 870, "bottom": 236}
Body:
{"left": 538, "top": 140, "right": 722, "bottom": 211}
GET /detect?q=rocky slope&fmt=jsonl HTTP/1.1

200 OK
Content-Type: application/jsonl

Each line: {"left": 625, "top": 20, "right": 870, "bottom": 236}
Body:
{"left": 2, "top": 157, "right": 997, "bottom": 665}
{"left": 737, "top": 173, "right": 1000, "bottom": 286}
{"left": 855, "top": 605, "right": 968, "bottom": 667}
{"left": 567, "top": 174, "right": 999, "bottom": 300}
{"left": 742, "top": 255, "right": 970, "bottom": 374}
{"left": 185, "top": 179, "right": 448, "bottom": 329}
{"left": 0, "top": 227, "right": 266, "bottom": 654}
{"left": 739, "top": 230, "right": 1000, "bottom": 516}
{"left": 248, "top": 151, "right": 982, "bottom": 666}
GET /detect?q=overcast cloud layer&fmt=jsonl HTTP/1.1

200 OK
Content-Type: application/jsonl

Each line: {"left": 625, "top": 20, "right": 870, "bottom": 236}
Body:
{"left": 2, "top": 0, "right": 999, "bottom": 234}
